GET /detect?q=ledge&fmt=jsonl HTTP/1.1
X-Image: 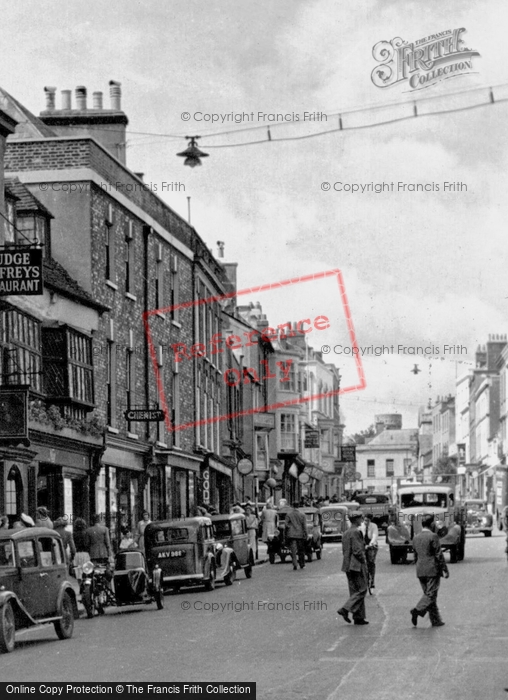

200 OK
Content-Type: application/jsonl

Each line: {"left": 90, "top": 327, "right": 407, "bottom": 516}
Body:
{"left": 105, "top": 280, "right": 118, "bottom": 291}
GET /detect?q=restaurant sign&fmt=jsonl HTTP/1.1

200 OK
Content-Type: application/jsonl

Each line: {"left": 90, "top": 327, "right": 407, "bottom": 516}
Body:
{"left": 0, "top": 248, "right": 43, "bottom": 295}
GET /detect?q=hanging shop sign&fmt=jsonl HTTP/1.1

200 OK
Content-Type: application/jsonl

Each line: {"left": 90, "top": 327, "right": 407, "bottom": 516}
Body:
{"left": 124, "top": 408, "right": 165, "bottom": 421}
{"left": 304, "top": 428, "right": 320, "bottom": 448}
{"left": 339, "top": 445, "right": 356, "bottom": 462}
{"left": 0, "top": 248, "right": 43, "bottom": 296}
{"left": 237, "top": 458, "right": 253, "bottom": 475}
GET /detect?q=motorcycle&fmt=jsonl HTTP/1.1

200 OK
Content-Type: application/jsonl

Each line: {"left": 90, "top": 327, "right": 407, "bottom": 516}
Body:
{"left": 81, "top": 550, "right": 163, "bottom": 618}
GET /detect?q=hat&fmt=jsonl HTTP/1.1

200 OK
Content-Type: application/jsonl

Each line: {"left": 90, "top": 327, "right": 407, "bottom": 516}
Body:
{"left": 37, "top": 506, "right": 50, "bottom": 517}
{"left": 349, "top": 511, "right": 363, "bottom": 521}
{"left": 20, "top": 513, "right": 35, "bottom": 527}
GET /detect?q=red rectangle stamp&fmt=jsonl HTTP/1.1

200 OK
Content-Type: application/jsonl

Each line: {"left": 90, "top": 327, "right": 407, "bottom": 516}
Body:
{"left": 143, "top": 269, "right": 366, "bottom": 432}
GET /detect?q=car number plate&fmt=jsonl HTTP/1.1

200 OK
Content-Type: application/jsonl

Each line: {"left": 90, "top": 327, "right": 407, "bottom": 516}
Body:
{"left": 158, "top": 550, "right": 185, "bottom": 558}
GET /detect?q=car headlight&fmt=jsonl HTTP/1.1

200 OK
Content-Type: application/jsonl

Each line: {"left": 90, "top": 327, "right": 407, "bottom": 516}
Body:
{"left": 82, "top": 561, "right": 95, "bottom": 575}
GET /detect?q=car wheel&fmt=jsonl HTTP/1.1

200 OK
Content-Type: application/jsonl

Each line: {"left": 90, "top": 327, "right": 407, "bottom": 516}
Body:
{"left": 224, "top": 565, "right": 236, "bottom": 586}
{"left": 82, "top": 587, "right": 94, "bottom": 619}
{"left": 154, "top": 590, "right": 164, "bottom": 610}
{"left": 204, "top": 566, "right": 216, "bottom": 591}
{"left": 484, "top": 531, "right": 492, "bottom": 537}
{"left": 54, "top": 592, "right": 74, "bottom": 640}
{"left": 0, "top": 602, "right": 16, "bottom": 653}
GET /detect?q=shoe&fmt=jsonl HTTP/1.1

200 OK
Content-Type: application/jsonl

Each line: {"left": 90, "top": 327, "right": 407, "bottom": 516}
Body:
{"left": 431, "top": 621, "right": 445, "bottom": 627}
{"left": 410, "top": 608, "right": 419, "bottom": 627}
{"left": 337, "top": 608, "right": 351, "bottom": 624}
{"left": 293, "top": 565, "right": 298, "bottom": 570}
{"left": 300, "top": 564, "right": 305, "bottom": 569}
{"left": 354, "top": 619, "right": 369, "bottom": 625}
{"left": 370, "top": 583, "right": 375, "bottom": 589}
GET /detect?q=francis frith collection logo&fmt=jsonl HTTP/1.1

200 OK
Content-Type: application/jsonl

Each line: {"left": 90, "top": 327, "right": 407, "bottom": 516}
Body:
{"left": 371, "top": 28, "right": 480, "bottom": 91}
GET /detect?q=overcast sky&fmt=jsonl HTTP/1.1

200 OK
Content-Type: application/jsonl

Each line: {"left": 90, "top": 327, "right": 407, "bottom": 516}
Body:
{"left": 3, "top": 0, "right": 508, "bottom": 433}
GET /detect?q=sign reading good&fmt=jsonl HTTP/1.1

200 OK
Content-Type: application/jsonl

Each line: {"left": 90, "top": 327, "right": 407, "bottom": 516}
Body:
{"left": 0, "top": 248, "right": 43, "bottom": 295}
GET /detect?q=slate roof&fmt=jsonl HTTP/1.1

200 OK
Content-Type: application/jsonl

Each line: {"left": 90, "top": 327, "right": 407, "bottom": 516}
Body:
{"left": 43, "top": 257, "right": 109, "bottom": 313}
{"left": 4, "top": 178, "right": 54, "bottom": 218}
{"left": 0, "top": 87, "right": 57, "bottom": 139}
{"left": 359, "top": 428, "right": 419, "bottom": 448}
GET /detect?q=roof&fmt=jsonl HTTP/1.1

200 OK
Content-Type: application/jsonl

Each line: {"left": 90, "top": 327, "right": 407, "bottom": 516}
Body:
{"left": 4, "top": 178, "right": 54, "bottom": 218}
{"left": 43, "top": 257, "right": 109, "bottom": 312}
{"left": 0, "top": 87, "right": 57, "bottom": 139}
{"left": 0, "top": 526, "right": 60, "bottom": 541}
{"left": 359, "top": 428, "right": 418, "bottom": 448}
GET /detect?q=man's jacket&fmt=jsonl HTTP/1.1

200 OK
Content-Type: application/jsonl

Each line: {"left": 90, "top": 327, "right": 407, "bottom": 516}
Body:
{"left": 284, "top": 508, "right": 308, "bottom": 539}
{"left": 341, "top": 527, "right": 366, "bottom": 573}
{"left": 412, "top": 528, "right": 448, "bottom": 578}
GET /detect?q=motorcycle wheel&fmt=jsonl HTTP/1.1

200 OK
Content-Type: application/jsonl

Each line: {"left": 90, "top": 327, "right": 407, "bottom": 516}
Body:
{"left": 82, "top": 587, "right": 94, "bottom": 619}
{"left": 154, "top": 590, "right": 164, "bottom": 610}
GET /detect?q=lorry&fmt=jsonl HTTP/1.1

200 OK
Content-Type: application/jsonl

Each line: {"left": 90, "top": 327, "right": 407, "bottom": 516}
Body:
{"left": 386, "top": 484, "right": 466, "bottom": 564}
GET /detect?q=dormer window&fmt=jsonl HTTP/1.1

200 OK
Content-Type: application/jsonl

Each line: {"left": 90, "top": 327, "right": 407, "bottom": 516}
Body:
{"left": 16, "top": 214, "right": 50, "bottom": 256}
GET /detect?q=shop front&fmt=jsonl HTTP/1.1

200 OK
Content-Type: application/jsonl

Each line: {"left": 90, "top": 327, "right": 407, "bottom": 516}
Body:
{"left": 199, "top": 455, "right": 233, "bottom": 513}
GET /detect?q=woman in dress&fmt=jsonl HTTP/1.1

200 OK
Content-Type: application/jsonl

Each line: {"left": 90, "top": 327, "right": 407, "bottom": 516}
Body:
{"left": 72, "top": 518, "right": 90, "bottom": 581}
{"left": 136, "top": 511, "right": 151, "bottom": 553}
{"left": 244, "top": 506, "right": 259, "bottom": 560}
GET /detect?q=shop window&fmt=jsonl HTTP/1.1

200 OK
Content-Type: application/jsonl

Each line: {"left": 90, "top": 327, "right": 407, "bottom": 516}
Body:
{"left": 0, "top": 305, "right": 42, "bottom": 392}
{"left": 5, "top": 465, "right": 23, "bottom": 517}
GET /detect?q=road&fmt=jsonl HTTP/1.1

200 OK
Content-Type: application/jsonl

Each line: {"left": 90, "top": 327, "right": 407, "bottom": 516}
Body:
{"left": 3, "top": 531, "right": 508, "bottom": 700}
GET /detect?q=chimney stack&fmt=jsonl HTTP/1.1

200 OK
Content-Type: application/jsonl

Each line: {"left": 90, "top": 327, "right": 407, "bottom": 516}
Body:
{"left": 92, "top": 91, "right": 103, "bottom": 109}
{"left": 75, "top": 86, "right": 87, "bottom": 110}
{"left": 61, "top": 90, "right": 72, "bottom": 110}
{"left": 44, "top": 87, "right": 56, "bottom": 110}
{"left": 109, "top": 80, "right": 121, "bottom": 110}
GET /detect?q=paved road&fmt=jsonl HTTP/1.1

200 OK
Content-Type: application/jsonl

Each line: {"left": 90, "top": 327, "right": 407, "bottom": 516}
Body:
{"left": 3, "top": 532, "right": 508, "bottom": 700}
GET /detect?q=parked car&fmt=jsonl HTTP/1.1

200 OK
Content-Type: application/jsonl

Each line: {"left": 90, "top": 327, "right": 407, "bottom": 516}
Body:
{"left": 0, "top": 527, "right": 78, "bottom": 653}
{"left": 321, "top": 505, "right": 350, "bottom": 542}
{"left": 144, "top": 517, "right": 236, "bottom": 592}
{"left": 463, "top": 499, "right": 493, "bottom": 537}
{"left": 298, "top": 507, "right": 323, "bottom": 561}
{"left": 211, "top": 513, "right": 255, "bottom": 579}
{"left": 354, "top": 493, "right": 392, "bottom": 531}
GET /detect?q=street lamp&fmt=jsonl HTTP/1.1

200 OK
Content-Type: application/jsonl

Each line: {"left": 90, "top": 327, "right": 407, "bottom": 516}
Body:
{"left": 176, "top": 136, "right": 209, "bottom": 168}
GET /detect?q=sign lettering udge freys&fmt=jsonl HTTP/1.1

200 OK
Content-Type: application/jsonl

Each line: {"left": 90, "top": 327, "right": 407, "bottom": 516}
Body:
{"left": 0, "top": 248, "right": 43, "bottom": 295}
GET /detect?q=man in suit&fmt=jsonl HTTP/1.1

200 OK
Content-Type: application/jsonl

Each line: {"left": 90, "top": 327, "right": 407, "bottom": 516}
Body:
{"left": 84, "top": 514, "right": 112, "bottom": 564}
{"left": 284, "top": 501, "right": 308, "bottom": 570}
{"left": 410, "top": 513, "right": 449, "bottom": 627}
{"left": 337, "top": 511, "right": 369, "bottom": 625}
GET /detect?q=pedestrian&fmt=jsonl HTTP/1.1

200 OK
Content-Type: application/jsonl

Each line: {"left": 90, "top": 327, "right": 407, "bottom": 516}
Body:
{"left": 337, "top": 511, "right": 369, "bottom": 625}
{"left": 15, "top": 513, "right": 35, "bottom": 528}
{"left": 410, "top": 514, "right": 449, "bottom": 627}
{"left": 72, "top": 517, "right": 90, "bottom": 581}
{"left": 284, "top": 501, "right": 308, "bottom": 570}
{"left": 136, "top": 510, "right": 151, "bottom": 553}
{"left": 360, "top": 512, "right": 379, "bottom": 589}
{"left": 35, "top": 506, "right": 53, "bottom": 529}
{"left": 261, "top": 502, "right": 279, "bottom": 562}
{"left": 119, "top": 528, "right": 136, "bottom": 550}
{"left": 54, "top": 516, "right": 77, "bottom": 563}
{"left": 244, "top": 506, "right": 259, "bottom": 559}
{"left": 85, "top": 514, "right": 112, "bottom": 564}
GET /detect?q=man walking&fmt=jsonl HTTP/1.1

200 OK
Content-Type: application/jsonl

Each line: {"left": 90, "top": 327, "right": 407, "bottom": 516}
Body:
{"left": 284, "top": 501, "right": 308, "bottom": 570}
{"left": 360, "top": 512, "right": 379, "bottom": 589}
{"left": 410, "top": 514, "right": 449, "bottom": 627}
{"left": 338, "top": 511, "right": 369, "bottom": 625}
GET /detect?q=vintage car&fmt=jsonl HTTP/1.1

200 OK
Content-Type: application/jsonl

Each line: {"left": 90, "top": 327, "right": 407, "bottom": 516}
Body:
{"left": 0, "top": 527, "right": 78, "bottom": 653}
{"left": 144, "top": 517, "right": 236, "bottom": 592}
{"left": 355, "top": 493, "right": 392, "bottom": 531}
{"left": 463, "top": 499, "right": 493, "bottom": 537}
{"left": 321, "top": 505, "right": 350, "bottom": 542}
{"left": 211, "top": 513, "right": 255, "bottom": 579}
{"left": 298, "top": 507, "right": 323, "bottom": 561}
{"left": 387, "top": 485, "right": 466, "bottom": 564}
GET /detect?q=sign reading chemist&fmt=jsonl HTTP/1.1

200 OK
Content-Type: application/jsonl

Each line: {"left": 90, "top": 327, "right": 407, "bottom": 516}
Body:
{"left": 0, "top": 248, "right": 43, "bottom": 295}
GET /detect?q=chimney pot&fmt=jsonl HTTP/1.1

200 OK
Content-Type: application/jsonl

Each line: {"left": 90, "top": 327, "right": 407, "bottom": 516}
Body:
{"left": 75, "top": 86, "right": 87, "bottom": 110}
{"left": 61, "top": 89, "right": 72, "bottom": 110}
{"left": 44, "top": 87, "right": 57, "bottom": 111}
{"left": 109, "top": 80, "right": 122, "bottom": 110}
{"left": 92, "top": 91, "right": 103, "bottom": 109}
{"left": 217, "top": 241, "right": 225, "bottom": 258}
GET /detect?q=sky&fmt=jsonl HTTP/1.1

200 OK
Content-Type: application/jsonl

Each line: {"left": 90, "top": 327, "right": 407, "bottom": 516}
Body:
{"left": 2, "top": 0, "right": 508, "bottom": 433}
